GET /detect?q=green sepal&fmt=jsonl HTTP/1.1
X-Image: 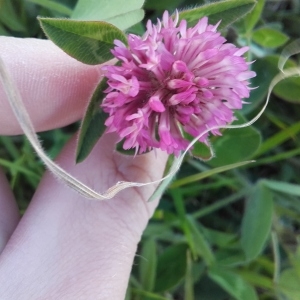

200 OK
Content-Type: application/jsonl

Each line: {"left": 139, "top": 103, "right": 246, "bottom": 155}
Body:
{"left": 183, "top": 132, "right": 214, "bottom": 161}
{"left": 76, "top": 79, "right": 109, "bottom": 163}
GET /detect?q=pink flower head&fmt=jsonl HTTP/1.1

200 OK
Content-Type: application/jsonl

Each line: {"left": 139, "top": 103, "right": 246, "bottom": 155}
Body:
{"left": 101, "top": 10, "right": 256, "bottom": 156}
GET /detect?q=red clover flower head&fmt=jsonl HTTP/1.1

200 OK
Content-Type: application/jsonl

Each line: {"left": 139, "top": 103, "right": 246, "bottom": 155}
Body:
{"left": 101, "top": 10, "right": 256, "bottom": 156}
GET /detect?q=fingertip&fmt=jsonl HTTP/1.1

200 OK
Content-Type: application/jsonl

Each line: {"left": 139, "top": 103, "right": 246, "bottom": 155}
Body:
{"left": 0, "top": 37, "right": 102, "bottom": 135}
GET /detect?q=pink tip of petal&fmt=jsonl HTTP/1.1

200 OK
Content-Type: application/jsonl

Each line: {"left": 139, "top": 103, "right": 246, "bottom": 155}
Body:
{"left": 179, "top": 19, "right": 187, "bottom": 38}
{"left": 129, "top": 76, "right": 140, "bottom": 97}
{"left": 162, "top": 10, "right": 170, "bottom": 28}
{"left": 160, "top": 130, "right": 172, "bottom": 145}
{"left": 123, "top": 137, "right": 136, "bottom": 150}
{"left": 125, "top": 109, "right": 143, "bottom": 121}
{"left": 209, "top": 20, "right": 221, "bottom": 32}
{"left": 203, "top": 90, "right": 214, "bottom": 99}
{"left": 149, "top": 96, "right": 166, "bottom": 112}
{"left": 172, "top": 60, "right": 189, "bottom": 73}
{"left": 169, "top": 91, "right": 196, "bottom": 105}
{"left": 236, "top": 71, "right": 256, "bottom": 81}
{"left": 173, "top": 9, "right": 179, "bottom": 26}
{"left": 119, "top": 126, "right": 136, "bottom": 138}
{"left": 146, "top": 19, "right": 153, "bottom": 35}
{"left": 114, "top": 39, "right": 126, "bottom": 48}
{"left": 234, "top": 46, "right": 249, "bottom": 56}
{"left": 167, "top": 79, "right": 193, "bottom": 90}
{"left": 195, "top": 77, "right": 209, "bottom": 87}
{"left": 194, "top": 16, "right": 208, "bottom": 34}
{"left": 104, "top": 115, "right": 114, "bottom": 126}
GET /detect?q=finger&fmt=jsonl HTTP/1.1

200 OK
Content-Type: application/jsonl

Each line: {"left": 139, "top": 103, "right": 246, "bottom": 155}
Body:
{"left": 0, "top": 168, "right": 20, "bottom": 253}
{"left": 0, "top": 37, "right": 102, "bottom": 135}
{"left": 0, "top": 134, "right": 168, "bottom": 299}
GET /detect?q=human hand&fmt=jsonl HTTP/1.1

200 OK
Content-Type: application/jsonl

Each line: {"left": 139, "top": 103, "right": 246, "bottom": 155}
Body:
{"left": 0, "top": 37, "right": 168, "bottom": 299}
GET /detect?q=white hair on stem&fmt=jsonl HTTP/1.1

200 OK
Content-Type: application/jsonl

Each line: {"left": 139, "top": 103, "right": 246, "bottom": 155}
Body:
{"left": 0, "top": 40, "right": 299, "bottom": 201}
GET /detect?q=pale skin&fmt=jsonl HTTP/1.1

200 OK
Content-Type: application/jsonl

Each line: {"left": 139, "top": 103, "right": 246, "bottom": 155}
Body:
{"left": 0, "top": 37, "right": 168, "bottom": 299}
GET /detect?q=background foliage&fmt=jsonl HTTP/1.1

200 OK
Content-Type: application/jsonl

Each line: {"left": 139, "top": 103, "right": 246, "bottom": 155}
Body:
{"left": 1, "top": 0, "right": 300, "bottom": 299}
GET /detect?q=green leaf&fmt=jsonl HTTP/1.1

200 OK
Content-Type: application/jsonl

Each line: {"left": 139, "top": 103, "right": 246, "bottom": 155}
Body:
{"left": 282, "top": 14, "right": 300, "bottom": 38}
{"left": 179, "top": 0, "right": 257, "bottom": 30}
{"left": 0, "top": 0, "right": 26, "bottom": 32}
{"left": 273, "top": 75, "right": 300, "bottom": 103}
{"left": 184, "top": 251, "right": 195, "bottom": 300}
{"left": 154, "top": 243, "right": 188, "bottom": 292}
{"left": 71, "top": 0, "right": 145, "bottom": 31}
{"left": 172, "top": 191, "right": 199, "bottom": 259}
{"left": 76, "top": 79, "right": 108, "bottom": 163}
{"left": 171, "top": 190, "right": 214, "bottom": 266}
{"left": 130, "top": 289, "right": 169, "bottom": 300}
{"left": 252, "top": 26, "right": 289, "bottom": 48}
{"left": 255, "top": 121, "right": 300, "bottom": 157}
{"left": 186, "top": 216, "right": 215, "bottom": 266}
{"left": 192, "top": 189, "right": 249, "bottom": 219}
{"left": 39, "top": 18, "right": 127, "bottom": 65}
{"left": 237, "top": 270, "right": 273, "bottom": 289}
{"left": 215, "top": 248, "right": 246, "bottom": 266}
{"left": 252, "top": 148, "right": 300, "bottom": 166}
{"left": 139, "top": 238, "right": 157, "bottom": 292}
{"left": 0, "top": 158, "right": 40, "bottom": 180}
{"left": 201, "top": 227, "right": 237, "bottom": 248}
{"left": 262, "top": 180, "right": 300, "bottom": 197}
{"left": 208, "top": 114, "right": 261, "bottom": 167}
{"left": 148, "top": 155, "right": 179, "bottom": 202}
{"left": 241, "top": 182, "right": 273, "bottom": 261}
{"left": 0, "top": 24, "right": 9, "bottom": 36}
{"left": 148, "top": 172, "right": 174, "bottom": 202}
{"left": 208, "top": 267, "right": 258, "bottom": 300}
{"left": 278, "top": 269, "right": 300, "bottom": 300}
{"left": 170, "top": 160, "right": 253, "bottom": 188}
{"left": 143, "top": 223, "right": 174, "bottom": 242}
{"left": 243, "top": 0, "right": 265, "bottom": 32}
{"left": 144, "top": 0, "right": 184, "bottom": 11}
{"left": 270, "top": 55, "right": 300, "bottom": 103}
{"left": 196, "top": 275, "right": 234, "bottom": 299}
{"left": 127, "top": 21, "right": 145, "bottom": 35}
{"left": 27, "top": 0, "right": 73, "bottom": 16}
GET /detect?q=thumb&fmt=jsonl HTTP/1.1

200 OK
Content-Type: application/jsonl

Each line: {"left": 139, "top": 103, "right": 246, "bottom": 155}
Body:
{"left": 0, "top": 133, "right": 168, "bottom": 299}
